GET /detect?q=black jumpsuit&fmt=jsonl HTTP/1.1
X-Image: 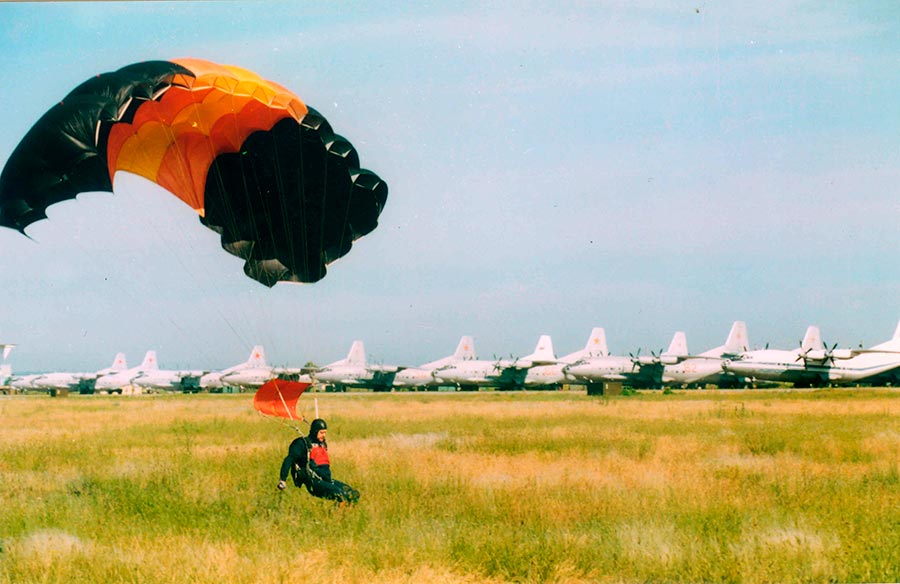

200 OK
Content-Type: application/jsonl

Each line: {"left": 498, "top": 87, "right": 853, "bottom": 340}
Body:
{"left": 279, "top": 422, "right": 359, "bottom": 504}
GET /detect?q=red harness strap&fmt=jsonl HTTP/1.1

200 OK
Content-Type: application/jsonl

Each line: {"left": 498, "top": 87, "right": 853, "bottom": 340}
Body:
{"left": 309, "top": 443, "right": 330, "bottom": 466}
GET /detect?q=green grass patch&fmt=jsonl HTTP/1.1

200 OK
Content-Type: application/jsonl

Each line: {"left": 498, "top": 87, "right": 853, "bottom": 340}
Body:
{"left": 3, "top": 389, "right": 900, "bottom": 583}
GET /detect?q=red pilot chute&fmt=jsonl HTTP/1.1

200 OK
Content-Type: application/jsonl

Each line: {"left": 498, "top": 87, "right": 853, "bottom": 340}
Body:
{"left": 253, "top": 379, "right": 311, "bottom": 421}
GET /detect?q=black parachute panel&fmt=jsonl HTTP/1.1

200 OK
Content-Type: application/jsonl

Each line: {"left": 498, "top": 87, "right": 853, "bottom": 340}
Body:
{"left": 201, "top": 110, "right": 388, "bottom": 287}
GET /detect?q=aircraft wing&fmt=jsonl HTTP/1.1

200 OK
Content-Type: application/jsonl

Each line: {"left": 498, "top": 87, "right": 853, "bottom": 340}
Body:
{"left": 368, "top": 364, "right": 401, "bottom": 373}
{"left": 275, "top": 366, "right": 319, "bottom": 375}
{"left": 494, "top": 359, "right": 533, "bottom": 370}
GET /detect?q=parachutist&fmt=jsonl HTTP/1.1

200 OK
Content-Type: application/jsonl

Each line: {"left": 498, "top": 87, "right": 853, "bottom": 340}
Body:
{"left": 278, "top": 418, "right": 359, "bottom": 505}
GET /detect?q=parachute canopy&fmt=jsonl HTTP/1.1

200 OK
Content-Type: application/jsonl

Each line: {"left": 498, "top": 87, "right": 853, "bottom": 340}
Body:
{"left": 0, "top": 58, "right": 388, "bottom": 286}
{"left": 253, "top": 379, "right": 311, "bottom": 420}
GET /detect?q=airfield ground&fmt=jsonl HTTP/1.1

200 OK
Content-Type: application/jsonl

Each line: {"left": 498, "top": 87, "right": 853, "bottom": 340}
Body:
{"left": 2, "top": 388, "right": 900, "bottom": 583}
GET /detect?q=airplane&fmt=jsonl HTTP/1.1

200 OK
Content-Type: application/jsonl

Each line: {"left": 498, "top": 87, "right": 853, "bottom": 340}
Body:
{"left": 131, "top": 353, "right": 206, "bottom": 393}
{"left": 10, "top": 353, "right": 128, "bottom": 393}
{"left": 523, "top": 328, "right": 609, "bottom": 388}
{"left": 430, "top": 335, "right": 556, "bottom": 391}
{"left": 391, "top": 336, "right": 477, "bottom": 390}
{"left": 94, "top": 350, "right": 158, "bottom": 393}
{"left": 561, "top": 328, "right": 666, "bottom": 389}
{"left": 659, "top": 321, "right": 751, "bottom": 388}
{"left": 838, "top": 320, "right": 900, "bottom": 385}
{"left": 312, "top": 340, "right": 399, "bottom": 392}
{"left": 719, "top": 325, "right": 832, "bottom": 387}
{"left": 9, "top": 373, "right": 42, "bottom": 391}
{"left": 201, "top": 345, "right": 308, "bottom": 390}
{"left": 722, "top": 321, "right": 900, "bottom": 387}
{"left": 200, "top": 345, "right": 269, "bottom": 390}
{"left": 0, "top": 342, "right": 12, "bottom": 387}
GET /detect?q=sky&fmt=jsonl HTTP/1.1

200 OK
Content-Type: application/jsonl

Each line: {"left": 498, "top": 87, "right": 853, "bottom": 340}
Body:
{"left": 0, "top": 1, "right": 898, "bottom": 373}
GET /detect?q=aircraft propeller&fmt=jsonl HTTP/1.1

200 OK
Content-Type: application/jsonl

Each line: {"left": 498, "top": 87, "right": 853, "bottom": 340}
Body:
{"left": 628, "top": 349, "right": 642, "bottom": 372}
{"left": 796, "top": 342, "right": 842, "bottom": 366}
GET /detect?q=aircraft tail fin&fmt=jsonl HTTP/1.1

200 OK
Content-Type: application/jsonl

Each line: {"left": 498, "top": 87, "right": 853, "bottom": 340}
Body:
{"left": 724, "top": 321, "right": 749, "bottom": 354}
{"left": 666, "top": 332, "right": 688, "bottom": 356}
{"left": 1, "top": 344, "right": 15, "bottom": 360}
{"left": 521, "top": 335, "right": 556, "bottom": 365}
{"left": 585, "top": 327, "right": 609, "bottom": 357}
{"left": 345, "top": 341, "right": 366, "bottom": 367}
{"left": 140, "top": 350, "right": 159, "bottom": 371}
{"left": 245, "top": 345, "right": 266, "bottom": 368}
{"left": 453, "top": 336, "right": 477, "bottom": 361}
{"left": 110, "top": 352, "right": 127, "bottom": 372}
{"left": 893, "top": 319, "right": 900, "bottom": 341}
{"left": 801, "top": 325, "right": 825, "bottom": 351}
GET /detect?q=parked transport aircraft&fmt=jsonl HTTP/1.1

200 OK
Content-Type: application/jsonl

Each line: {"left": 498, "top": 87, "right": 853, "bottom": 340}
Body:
{"left": 94, "top": 351, "right": 158, "bottom": 393}
{"left": 562, "top": 329, "right": 667, "bottom": 388}
{"left": 523, "top": 328, "right": 609, "bottom": 388}
{"left": 660, "top": 321, "right": 750, "bottom": 387}
{"left": 430, "top": 335, "right": 556, "bottom": 390}
{"left": 391, "top": 336, "right": 477, "bottom": 389}
{"left": 199, "top": 345, "right": 274, "bottom": 390}
{"left": 722, "top": 321, "right": 900, "bottom": 387}
{"left": 131, "top": 353, "right": 205, "bottom": 392}
{"left": 312, "top": 340, "right": 399, "bottom": 392}
{"left": 9, "top": 320, "right": 900, "bottom": 393}
{"left": 207, "top": 345, "right": 309, "bottom": 389}
{"left": 853, "top": 321, "right": 900, "bottom": 386}
{"left": 720, "top": 325, "right": 829, "bottom": 387}
{"left": 10, "top": 353, "right": 127, "bottom": 393}
{"left": 0, "top": 342, "right": 12, "bottom": 386}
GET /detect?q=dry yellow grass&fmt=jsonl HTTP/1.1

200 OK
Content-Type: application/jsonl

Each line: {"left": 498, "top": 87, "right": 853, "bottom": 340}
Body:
{"left": 2, "top": 389, "right": 900, "bottom": 583}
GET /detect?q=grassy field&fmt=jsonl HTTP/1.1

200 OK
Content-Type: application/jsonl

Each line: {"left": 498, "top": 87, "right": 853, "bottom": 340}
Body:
{"left": 2, "top": 388, "right": 900, "bottom": 583}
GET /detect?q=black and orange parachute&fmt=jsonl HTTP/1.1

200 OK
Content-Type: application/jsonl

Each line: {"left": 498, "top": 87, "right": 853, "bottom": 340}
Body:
{"left": 0, "top": 58, "right": 387, "bottom": 286}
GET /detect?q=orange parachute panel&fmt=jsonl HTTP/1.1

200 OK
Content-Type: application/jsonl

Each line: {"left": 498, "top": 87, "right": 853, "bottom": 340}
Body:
{"left": 106, "top": 60, "right": 306, "bottom": 212}
{"left": 253, "top": 379, "right": 311, "bottom": 420}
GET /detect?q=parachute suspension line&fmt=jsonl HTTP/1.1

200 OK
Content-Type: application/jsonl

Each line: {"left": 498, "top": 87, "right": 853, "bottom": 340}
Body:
{"left": 198, "top": 158, "right": 258, "bottom": 350}
{"left": 196, "top": 166, "right": 261, "bottom": 356}
{"left": 129, "top": 191, "right": 247, "bottom": 365}
{"left": 296, "top": 123, "right": 310, "bottom": 282}
{"left": 237, "top": 162, "right": 272, "bottom": 355}
{"left": 272, "top": 125, "right": 296, "bottom": 285}
{"left": 275, "top": 384, "right": 308, "bottom": 432}
{"left": 317, "top": 135, "right": 330, "bottom": 280}
{"left": 126, "top": 103, "right": 251, "bottom": 364}
{"left": 244, "top": 133, "right": 280, "bottom": 354}
{"left": 257, "top": 383, "right": 309, "bottom": 434}
{"left": 267, "top": 129, "right": 288, "bottom": 277}
{"left": 276, "top": 384, "right": 296, "bottom": 422}
{"left": 52, "top": 171, "right": 219, "bottom": 368}
{"left": 337, "top": 167, "right": 356, "bottom": 269}
{"left": 257, "top": 410, "right": 305, "bottom": 435}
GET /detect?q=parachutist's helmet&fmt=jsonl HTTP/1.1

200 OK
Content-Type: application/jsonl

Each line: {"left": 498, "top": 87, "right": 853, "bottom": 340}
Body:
{"left": 309, "top": 418, "right": 327, "bottom": 441}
